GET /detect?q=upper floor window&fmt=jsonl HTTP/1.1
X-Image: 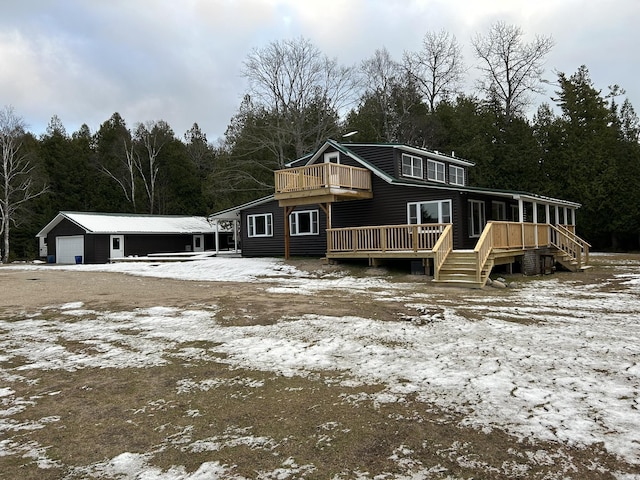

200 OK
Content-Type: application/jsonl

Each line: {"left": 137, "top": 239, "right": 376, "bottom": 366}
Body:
{"left": 449, "top": 165, "right": 465, "bottom": 186}
{"left": 290, "top": 210, "right": 319, "bottom": 236}
{"left": 427, "top": 159, "right": 445, "bottom": 182}
{"left": 324, "top": 152, "right": 339, "bottom": 163}
{"left": 401, "top": 154, "right": 423, "bottom": 179}
{"left": 247, "top": 213, "right": 273, "bottom": 237}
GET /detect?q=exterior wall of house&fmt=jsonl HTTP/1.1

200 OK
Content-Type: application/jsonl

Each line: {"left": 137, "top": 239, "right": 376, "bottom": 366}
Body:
{"left": 242, "top": 142, "right": 576, "bottom": 257}
{"left": 241, "top": 200, "right": 327, "bottom": 257}
{"left": 123, "top": 234, "right": 199, "bottom": 256}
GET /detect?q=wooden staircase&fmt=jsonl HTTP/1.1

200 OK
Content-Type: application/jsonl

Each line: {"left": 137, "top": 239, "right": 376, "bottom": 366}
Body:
{"left": 431, "top": 222, "right": 590, "bottom": 288}
{"left": 554, "top": 250, "right": 591, "bottom": 272}
{"left": 433, "top": 250, "right": 494, "bottom": 288}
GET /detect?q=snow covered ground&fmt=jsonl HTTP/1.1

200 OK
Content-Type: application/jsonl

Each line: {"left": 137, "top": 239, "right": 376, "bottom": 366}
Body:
{"left": 1, "top": 254, "right": 639, "bottom": 478}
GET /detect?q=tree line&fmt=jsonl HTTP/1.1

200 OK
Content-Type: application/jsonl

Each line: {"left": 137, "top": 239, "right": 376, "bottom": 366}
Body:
{"left": 2, "top": 22, "right": 639, "bottom": 261}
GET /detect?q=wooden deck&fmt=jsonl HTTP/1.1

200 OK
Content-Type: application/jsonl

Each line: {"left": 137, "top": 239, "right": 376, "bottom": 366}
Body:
{"left": 326, "top": 221, "right": 590, "bottom": 288}
{"left": 274, "top": 163, "right": 372, "bottom": 206}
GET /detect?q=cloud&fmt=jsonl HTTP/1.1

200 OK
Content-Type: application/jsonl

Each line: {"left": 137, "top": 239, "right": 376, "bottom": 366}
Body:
{"left": 0, "top": 0, "right": 638, "bottom": 140}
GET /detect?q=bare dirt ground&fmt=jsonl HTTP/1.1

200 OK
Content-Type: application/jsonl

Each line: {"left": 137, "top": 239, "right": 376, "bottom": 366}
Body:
{"left": 0, "top": 262, "right": 419, "bottom": 325}
{"left": 1, "top": 257, "right": 639, "bottom": 479}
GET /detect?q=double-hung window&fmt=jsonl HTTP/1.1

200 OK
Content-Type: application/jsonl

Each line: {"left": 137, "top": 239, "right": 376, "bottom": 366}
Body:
{"left": 401, "top": 154, "right": 423, "bottom": 179}
{"left": 449, "top": 165, "right": 465, "bottom": 186}
{"left": 247, "top": 213, "right": 273, "bottom": 237}
{"left": 427, "top": 159, "right": 445, "bottom": 182}
{"left": 289, "top": 210, "right": 319, "bottom": 236}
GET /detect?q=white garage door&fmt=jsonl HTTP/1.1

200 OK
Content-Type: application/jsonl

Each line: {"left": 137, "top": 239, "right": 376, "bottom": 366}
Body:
{"left": 56, "top": 236, "right": 85, "bottom": 264}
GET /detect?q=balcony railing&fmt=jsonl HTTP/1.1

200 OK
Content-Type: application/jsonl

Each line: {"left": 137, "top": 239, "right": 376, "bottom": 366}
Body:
{"left": 275, "top": 163, "right": 371, "bottom": 194}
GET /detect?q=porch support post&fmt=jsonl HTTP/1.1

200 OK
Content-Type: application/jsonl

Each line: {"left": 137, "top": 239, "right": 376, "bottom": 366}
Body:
{"left": 234, "top": 219, "right": 239, "bottom": 253}
{"left": 545, "top": 204, "right": 550, "bottom": 225}
{"left": 518, "top": 198, "right": 525, "bottom": 247}
{"left": 518, "top": 198, "right": 524, "bottom": 222}
{"left": 532, "top": 201, "right": 539, "bottom": 247}
{"left": 284, "top": 206, "right": 293, "bottom": 260}
{"left": 214, "top": 220, "right": 220, "bottom": 254}
{"left": 571, "top": 208, "right": 576, "bottom": 225}
{"left": 319, "top": 202, "right": 332, "bottom": 255}
{"left": 555, "top": 205, "right": 560, "bottom": 225}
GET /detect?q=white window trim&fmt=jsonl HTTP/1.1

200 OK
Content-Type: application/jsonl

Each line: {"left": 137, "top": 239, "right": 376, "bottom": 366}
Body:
{"left": 427, "top": 159, "right": 446, "bottom": 183}
{"left": 324, "top": 152, "right": 339, "bottom": 163}
{"left": 407, "top": 200, "right": 452, "bottom": 224}
{"left": 247, "top": 213, "right": 273, "bottom": 238}
{"left": 469, "top": 200, "right": 486, "bottom": 238}
{"left": 289, "top": 209, "right": 319, "bottom": 236}
{"left": 449, "top": 165, "right": 465, "bottom": 186}
{"left": 401, "top": 153, "right": 423, "bottom": 179}
{"left": 491, "top": 201, "right": 507, "bottom": 221}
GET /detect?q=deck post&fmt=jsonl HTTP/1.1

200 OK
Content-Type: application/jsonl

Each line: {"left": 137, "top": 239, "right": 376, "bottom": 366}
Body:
{"left": 532, "top": 201, "right": 539, "bottom": 247}
{"left": 284, "top": 206, "right": 293, "bottom": 260}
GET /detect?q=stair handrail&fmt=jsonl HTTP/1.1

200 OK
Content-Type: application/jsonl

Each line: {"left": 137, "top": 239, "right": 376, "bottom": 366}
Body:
{"left": 432, "top": 224, "right": 453, "bottom": 280}
{"left": 549, "top": 224, "right": 589, "bottom": 268}
{"left": 554, "top": 224, "right": 591, "bottom": 265}
{"left": 473, "top": 222, "right": 494, "bottom": 284}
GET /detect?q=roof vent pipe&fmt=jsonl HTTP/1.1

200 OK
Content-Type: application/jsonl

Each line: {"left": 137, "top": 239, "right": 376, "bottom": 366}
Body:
{"left": 452, "top": 151, "right": 455, "bottom": 157}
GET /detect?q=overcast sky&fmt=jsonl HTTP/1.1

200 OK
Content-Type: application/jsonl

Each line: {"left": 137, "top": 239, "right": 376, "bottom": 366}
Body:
{"left": 1, "top": 0, "right": 638, "bottom": 143}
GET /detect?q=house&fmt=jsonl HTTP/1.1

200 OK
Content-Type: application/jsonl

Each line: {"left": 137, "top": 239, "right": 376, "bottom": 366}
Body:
{"left": 36, "top": 212, "right": 235, "bottom": 264}
{"left": 210, "top": 139, "right": 590, "bottom": 287}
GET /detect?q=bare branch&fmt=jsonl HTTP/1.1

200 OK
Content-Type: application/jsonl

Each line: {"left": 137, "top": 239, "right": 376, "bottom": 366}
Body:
{"left": 472, "top": 22, "right": 554, "bottom": 119}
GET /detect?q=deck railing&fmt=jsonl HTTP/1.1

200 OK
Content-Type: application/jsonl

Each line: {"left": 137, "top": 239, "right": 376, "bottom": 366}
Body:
{"left": 326, "top": 221, "right": 589, "bottom": 271}
{"left": 550, "top": 224, "right": 591, "bottom": 267}
{"left": 474, "top": 223, "right": 495, "bottom": 283}
{"left": 431, "top": 224, "right": 453, "bottom": 276}
{"left": 327, "top": 223, "right": 449, "bottom": 254}
{"left": 275, "top": 163, "right": 371, "bottom": 194}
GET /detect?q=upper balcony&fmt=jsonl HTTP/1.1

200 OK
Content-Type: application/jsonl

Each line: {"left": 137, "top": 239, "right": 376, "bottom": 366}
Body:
{"left": 274, "top": 163, "right": 373, "bottom": 207}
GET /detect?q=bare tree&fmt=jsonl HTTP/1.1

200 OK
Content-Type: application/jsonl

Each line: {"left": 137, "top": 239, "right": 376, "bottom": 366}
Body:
{"left": 241, "top": 37, "right": 360, "bottom": 164}
{"left": 361, "top": 47, "right": 404, "bottom": 140}
{"left": 100, "top": 139, "right": 138, "bottom": 211}
{"left": 133, "top": 120, "right": 172, "bottom": 214}
{"left": 0, "top": 105, "right": 47, "bottom": 262}
{"left": 404, "top": 30, "right": 465, "bottom": 112}
{"left": 472, "top": 22, "right": 554, "bottom": 120}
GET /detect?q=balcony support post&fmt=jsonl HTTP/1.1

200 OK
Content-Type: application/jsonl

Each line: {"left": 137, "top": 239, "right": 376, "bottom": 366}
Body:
{"left": 284, "top": 206, "right": 293, "bottom": 260}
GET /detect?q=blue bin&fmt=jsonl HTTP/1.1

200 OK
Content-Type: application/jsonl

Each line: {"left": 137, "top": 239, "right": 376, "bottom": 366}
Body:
{"left": 47, "top": 255, "right": 55, "bottom": 263}
{"left": 75, "top": 255, "right": 83, "bottom": 264}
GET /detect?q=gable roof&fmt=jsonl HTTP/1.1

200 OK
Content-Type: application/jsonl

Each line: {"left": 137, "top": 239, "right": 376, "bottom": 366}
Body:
{"left": 294, "top": 140, "right": 581, "bottom": 208}
{"left": 209, "top": 195, "right": 275, "bottom": 221}
{"left": 37, "top": 212, "right": 220, "bottom": 238}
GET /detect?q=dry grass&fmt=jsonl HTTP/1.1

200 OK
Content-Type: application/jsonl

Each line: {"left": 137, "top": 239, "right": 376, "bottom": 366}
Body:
{"left": 4, "top": 355, "right": 631, "bottom": 479}
{"left": 1, "top": 255, "right": 639, "bottom": 479}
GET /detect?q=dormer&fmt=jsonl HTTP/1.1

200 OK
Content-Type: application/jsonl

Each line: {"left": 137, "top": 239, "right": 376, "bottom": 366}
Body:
{"left": 398, "top": 147, "right": 473, "bottom": 187}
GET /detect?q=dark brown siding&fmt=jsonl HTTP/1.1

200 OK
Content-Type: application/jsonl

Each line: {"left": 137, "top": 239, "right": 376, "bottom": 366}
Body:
{"left": 347, "top": 145, "right": 396, "bottom": 174}
{"left": 46, "top": 218, "right": 86, "bottom": 261}
{"left": 124, "top": 234, "right": 196, "bottom": 256}
{"left": 241, "top": 199, "right": 327, "bottom": 257}
{"left": 332, "top": 177, "right": 468, "bottom": 248}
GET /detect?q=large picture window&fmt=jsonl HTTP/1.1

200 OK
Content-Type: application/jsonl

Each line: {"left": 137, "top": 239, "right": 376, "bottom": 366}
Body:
{"left": 289, "top": 210, "right": 319, "bottom": 236}
{"left": 407, "top": 200, "right": 452, "bottom": 224}
{"left": 401, "top": 154, "right": 423, "bottom": 179}
{"left": 247, "top": 213, "right": 273, "bottom": 237}
{"left": 427, "top": 159, "right": 445, "bottom": 182}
